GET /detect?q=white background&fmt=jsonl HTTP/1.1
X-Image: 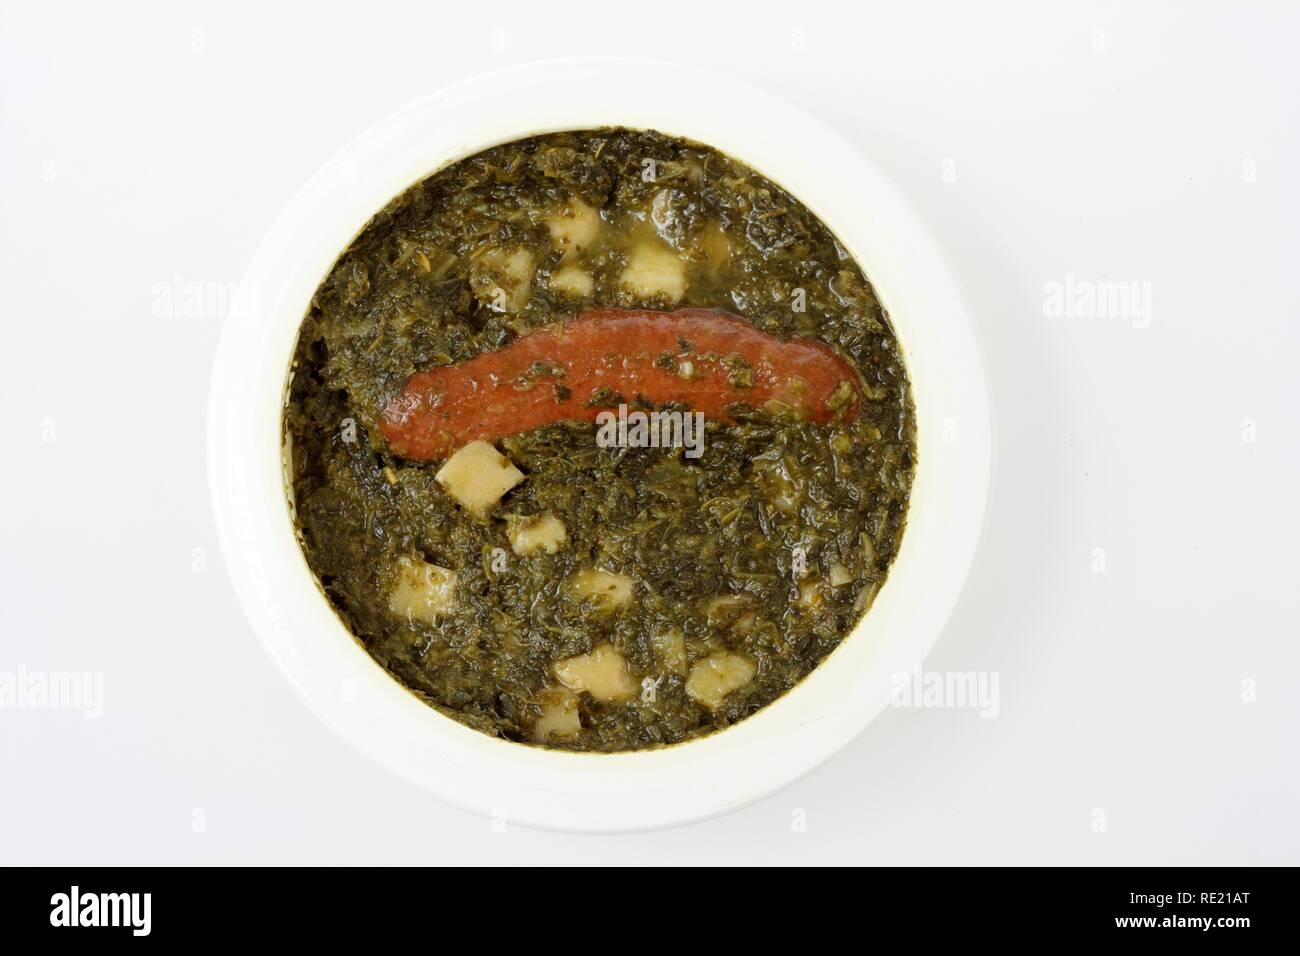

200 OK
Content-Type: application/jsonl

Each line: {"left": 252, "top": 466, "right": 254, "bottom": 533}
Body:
{"left": 2, "top": 0, "right": 1297, "bottom": 865}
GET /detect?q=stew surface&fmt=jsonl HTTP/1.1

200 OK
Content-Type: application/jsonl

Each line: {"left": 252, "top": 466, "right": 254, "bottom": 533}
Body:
{"left": 285, "top": 128, "right": 916, "bottom": 751}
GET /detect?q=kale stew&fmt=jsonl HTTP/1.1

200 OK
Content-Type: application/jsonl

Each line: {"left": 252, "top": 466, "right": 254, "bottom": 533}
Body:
{"left": 284, "top": 129, "right": 916, "bottom": 752}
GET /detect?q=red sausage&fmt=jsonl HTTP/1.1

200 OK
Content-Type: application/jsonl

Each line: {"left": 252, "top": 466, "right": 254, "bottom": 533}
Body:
{"left": 380, "top": 308, "right": 861, "bottom": 460}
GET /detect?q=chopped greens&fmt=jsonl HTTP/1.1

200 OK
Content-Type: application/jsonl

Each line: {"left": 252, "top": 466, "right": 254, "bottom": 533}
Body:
{"left": 285, "top": 129, "right": 916, "bottom": 752}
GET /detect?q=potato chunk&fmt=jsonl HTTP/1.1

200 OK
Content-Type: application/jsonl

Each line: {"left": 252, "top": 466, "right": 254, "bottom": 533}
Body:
{"left": 472, "top": 246, "right": 535, "bottom": 312}
{"left": 686, "top": 651, "right": 756, "bottom": 710}
{"left": 435, "top": 440, "right": 525, "bottom": 516}
{"left": 700, "top": 220, "right": 731, "bottom": 275}
{"left": 506, "top": 513, "right": 567, "bottom": 555}
{"left": 755, "top": 458, "right": 801, "bottom": 513}
{"left": 533, "top": 689, "right": 581, "bottom": 741}
{"left": 567, "top": 568, "right": 634, "bottom": 610}
{"left": 798, "top": 578, "right": 823, "bottom": 612}
{"left": 388, "top": 556, "right": 457, "bottom": 624}
{"left": 549, "top": 265, "right": 594, "bottom": 298}
{"left": 704, "top": 594, "right": 750, "bottom": 629}
{"left": 619, "top": 240, "right": 686, "bottom": 303}
{"left": 651, "top": 628, "right": 688, "bottom": 675}
{"left": 546, "top": 198, "right": 602, "bottom": 260}
{"left": 555, "top": 644, "right": 637, "bottom": 703}
{"left": 829, "top": 562, "right": 855, "bottom": 587}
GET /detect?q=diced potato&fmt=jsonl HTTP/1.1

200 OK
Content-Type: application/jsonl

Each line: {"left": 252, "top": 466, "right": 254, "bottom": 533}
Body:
{"left": 549, "top": 265, "right": 594, "bottom": 298}
{"left": 704, "top": 594, "right": 749, "bottom": 629}
{"left": 829, "top": 562, "right": 855, "bottom": 587}
{"left": 546, "top": 198, "right": 602, "bottom": 259}
{"left": 651, "top": 628, "right": 688, "bottom": 674}
{"left": 473, "top": 246, "right": 535, "bottom": 312}
{"left": 686, "top": 651, "right": 756, "bottom": 710}
{"left": 388, "top": 556, "right": 457, "bottom": 624}
{"left": 435, "top": 440, "right": 525, "bottom": 516}
{"left": 533, "top": 688, "right": 581, "bottom": 741}
{"left": 555, "top": 644, "right": 637, "bottom": 703}
{"left": 855, "top": 580, "right": 881, "bottom": 614}
{"left": 619, "top": 240, "right": 686, "bottom": 303}
{"left": 798, "top": 578, "right": 823, "bottom": 612}
{"left": 701, "top": 221, "right": 730, "bottom": 274}
{"left": 756, "top": 459, "right": 801, "bottom": 514}
{"left": 567, "top": 568, "right": 635, "bottom": 610}
{"left": 506, "top": 513, "right": 567, "bottom": 555}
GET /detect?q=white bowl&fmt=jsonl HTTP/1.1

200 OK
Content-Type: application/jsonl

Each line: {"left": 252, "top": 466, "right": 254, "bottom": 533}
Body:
{"left": 208, "top": 58, "right": 990, "bottom": 833}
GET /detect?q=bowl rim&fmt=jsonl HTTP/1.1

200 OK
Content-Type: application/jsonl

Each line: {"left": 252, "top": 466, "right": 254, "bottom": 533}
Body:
{"left": 207, "top": 56, "right": 991, "bottom": 833}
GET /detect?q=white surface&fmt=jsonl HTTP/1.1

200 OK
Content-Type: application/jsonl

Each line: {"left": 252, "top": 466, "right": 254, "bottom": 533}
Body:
{"left": 1, "top": 0, "right": 1296, "bottom": 864}
{"left": 206, "top": 59, "right": 989, "bottom": 832}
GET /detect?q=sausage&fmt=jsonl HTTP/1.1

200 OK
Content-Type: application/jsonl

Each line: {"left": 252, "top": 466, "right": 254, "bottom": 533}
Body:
{"left": 380, "top": 308, "right": 862, "bottom": 460}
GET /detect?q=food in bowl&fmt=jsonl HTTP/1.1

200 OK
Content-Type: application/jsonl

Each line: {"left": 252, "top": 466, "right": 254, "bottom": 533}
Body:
{"left": 284, "top": 128, "right": 916, "bottom": 752}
